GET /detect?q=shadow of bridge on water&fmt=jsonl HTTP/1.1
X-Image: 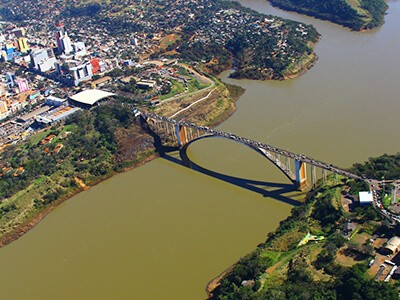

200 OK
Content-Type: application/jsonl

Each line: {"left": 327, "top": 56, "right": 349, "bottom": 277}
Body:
{"left": 141, "top": 118, "right": 301, "bottom": 207}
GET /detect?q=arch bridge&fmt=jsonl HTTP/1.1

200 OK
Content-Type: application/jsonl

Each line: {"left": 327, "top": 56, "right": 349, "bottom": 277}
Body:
{"left": 138, "top": 110, "right": 363, "bottom": 191}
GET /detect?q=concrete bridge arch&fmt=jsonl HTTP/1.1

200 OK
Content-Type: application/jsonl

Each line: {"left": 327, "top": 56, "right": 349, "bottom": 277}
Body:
{"left": 179, "top": 134, "right": 296, "bottom": 185}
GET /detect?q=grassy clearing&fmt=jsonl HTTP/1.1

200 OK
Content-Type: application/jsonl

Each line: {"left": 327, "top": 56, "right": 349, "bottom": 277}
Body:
{"left": 345, "top": 0, "right": 372, "bottom": 20}
{"left": 351, "top": 232, "right": 370, "bottom": 245}
{"left": 363, "top": 222, "right": 380, "bottom": 235}
{"left": 187, "top": 79, "right": 209, "bottom": 93}
{"left": 260, "top": 249, "right": 282, "bottom": 264}
{"left": 336, "top": 247, "right": 359, "bottom": 267}
{"left": 382, "top": 194, "right": 392, "bottom": 208}
{"left": 176, "top": 66, "right": 190, "bottom": 76}
{"left": 159, "top": 34, "right": 181, "bottom": 50}
{"left": 160, "top": 80, "right": 186, "bottom": 100}
{"left": 27, "top": 129, "right": 50, "bottom": 145}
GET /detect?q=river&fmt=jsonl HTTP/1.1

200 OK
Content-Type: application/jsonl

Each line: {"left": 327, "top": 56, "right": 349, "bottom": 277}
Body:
{"left": 1, "top": 1, "right": 400, "bottom": 299}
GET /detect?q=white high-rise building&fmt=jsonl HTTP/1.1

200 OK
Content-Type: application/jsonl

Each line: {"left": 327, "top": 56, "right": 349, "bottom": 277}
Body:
{"left": 61, "top": 32, "right": 73, "bottom": 55}
{"left": 55, "top": 22, "right": 85, "bottom": 56}
{"left": 58, "top": 60, "right": 93, "bottom": 86}
{"left": 30, "top": 48, "right": 57, "bottom": 72}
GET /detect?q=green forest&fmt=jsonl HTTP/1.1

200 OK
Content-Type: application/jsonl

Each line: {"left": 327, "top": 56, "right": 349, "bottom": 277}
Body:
{"left": 351, "top": 153, "right": 400, "bottom": 180}
{"left": 268, "top": 0, "right": 388, "bottom": 30}
{"left": 0, "top": 104, "right": 155, "bottom": 241}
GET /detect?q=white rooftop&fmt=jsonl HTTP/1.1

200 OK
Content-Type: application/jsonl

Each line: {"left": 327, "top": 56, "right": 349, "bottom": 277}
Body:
{"left": 70, "top": 89, "right": 115, "bottom": 106}
{"left": 359, "top": 191, "right": 373, "bottom": 204}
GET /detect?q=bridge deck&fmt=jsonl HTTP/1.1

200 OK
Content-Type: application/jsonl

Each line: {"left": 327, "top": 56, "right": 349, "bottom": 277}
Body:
{"left": 141, "top": 111, "right": 361, "bottom": 180}
{"left": 138, "top": 109, "right": 399, "bottom": 224}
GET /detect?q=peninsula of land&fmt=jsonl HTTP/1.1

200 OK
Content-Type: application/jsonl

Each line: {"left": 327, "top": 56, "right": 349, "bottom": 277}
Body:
{"left": 268, "top": 0, "right": 388, "bottom": 30}
{"left": 0, "top": 0, "right": 320, "bottom": 80}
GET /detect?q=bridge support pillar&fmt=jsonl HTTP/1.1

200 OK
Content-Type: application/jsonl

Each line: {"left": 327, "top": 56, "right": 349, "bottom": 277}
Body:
{"left": 322, "top": 169, "right": 327, "bottom": 184}
{"left": 295, "top": 160, "right": 308, "bottom": 191}
{"left": 285, "top": 157, "right": 291, "bottom": 172}
{"left": 175, "top": 124, "right": 189, "bottom": 147}
{"left": 188, "top": 128, "right": 193, "bottom": 141}
{"left": 311, "top": 165, "right": 317, "bottom": 188}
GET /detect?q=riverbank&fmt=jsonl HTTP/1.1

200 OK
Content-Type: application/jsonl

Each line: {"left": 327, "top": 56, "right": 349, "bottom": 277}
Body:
{"left": 267, "top": 0, "right": 388, "bottom": 31}
{"left": 0, "top": 80, "right": 243, "bottom": 250}
{"left": 0, "top": 150, "right": 158, "bottom": 249}
{"left": 206, "top": 172, "right": 398, "bottom": 299}
{"left": 283, "top": 50, "right": 318, "bottom": 80}
{"left": 227, "top": 42, "right": 319, "bottom": 81}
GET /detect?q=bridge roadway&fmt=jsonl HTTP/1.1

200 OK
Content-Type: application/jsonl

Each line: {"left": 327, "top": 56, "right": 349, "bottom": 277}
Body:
{"left": 137, "top": 109, "right": 399, "bottom": 224}
{"left": 140, "top": 111, "right": 362, "bottom": 181}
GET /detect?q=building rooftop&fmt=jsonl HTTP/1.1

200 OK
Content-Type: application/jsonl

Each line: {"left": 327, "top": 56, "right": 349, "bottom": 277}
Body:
{"left": 69, "top": 89, "right": 115, "bottom": 106}
{"left": 17, "top": 105, "right": 50, "bottom": 123}
{"left": 359, "top": 191, "right": 373, "bottom": 204}
{"left": 384, "top": 236, "right": 400, "bottom": 254}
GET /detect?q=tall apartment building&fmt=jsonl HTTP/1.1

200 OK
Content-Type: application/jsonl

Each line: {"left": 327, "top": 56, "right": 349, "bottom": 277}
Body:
{"left": 57, "top": 60, "right": 93, "bottom": 86}
{"left": 54, "top": 21, "right": 72, "bottom": 55}
{"left": 30, "top": 48, "right": 57, "bottom": 72}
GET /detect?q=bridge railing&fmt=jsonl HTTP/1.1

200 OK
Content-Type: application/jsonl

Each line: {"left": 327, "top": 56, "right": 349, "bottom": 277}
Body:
{"left": 139, "top": 109, "right": 400, "bottom": 223}
{"left": 139, "top": 110, "right": 363, "bottom": 181}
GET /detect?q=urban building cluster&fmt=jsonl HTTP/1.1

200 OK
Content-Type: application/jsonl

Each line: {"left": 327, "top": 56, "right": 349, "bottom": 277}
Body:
{"left": 0, "top": 21, "right": 115, "bottom": 125}
{"left": 0, "top": 20, "right": 199, "bottom": 149}
{"left": 0, "top": 0, "right": 317, "bottom": 149}
{"left": 19, "top": 21, "right": 106, "bottom": 86}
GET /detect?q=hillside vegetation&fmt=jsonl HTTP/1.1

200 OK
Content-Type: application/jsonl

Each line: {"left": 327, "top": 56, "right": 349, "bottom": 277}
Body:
{"left": 209, "top": 173, "right": 398, "bottom": 299}
{"left": 268, "top": 0, "right": 388, "bottom": 30}
{"left": 351, "top": 153, "right": 400, "bottom": 180}
{"left": 0, "top": 81, "right": 241, "bottom": 247}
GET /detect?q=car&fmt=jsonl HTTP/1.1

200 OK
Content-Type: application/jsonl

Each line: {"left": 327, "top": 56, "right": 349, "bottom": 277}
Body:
{"left": 133, "top": 108, "right": 141, "bottom": 117}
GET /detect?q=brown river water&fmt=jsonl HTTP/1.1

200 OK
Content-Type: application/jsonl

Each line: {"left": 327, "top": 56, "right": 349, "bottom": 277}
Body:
{"left": 0, "top": 0, "right": 400, "bottom": 299}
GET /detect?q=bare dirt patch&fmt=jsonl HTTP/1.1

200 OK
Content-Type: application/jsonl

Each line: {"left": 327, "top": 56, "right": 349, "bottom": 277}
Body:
{"left": 336, "top": 247, "right": 360, "bottom": 267}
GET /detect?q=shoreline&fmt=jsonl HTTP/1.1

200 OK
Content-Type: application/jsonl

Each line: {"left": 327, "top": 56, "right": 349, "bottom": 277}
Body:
{"left": 0, "top": 152, "right": 159, "bottom": 249}
{"left": 0, "top": 81, "right": 242, "bottom": 250}
{"left": 283, "top": 52, "right": 318, "bottom": 80}
{"left": 227, "top": 43, "right": 319, "bottom": 81}
{"left": 206, "top": 264, "right": 236, "bottom": 298}
{"left": 267, "top": 0, "right": 386, "bottom": 31}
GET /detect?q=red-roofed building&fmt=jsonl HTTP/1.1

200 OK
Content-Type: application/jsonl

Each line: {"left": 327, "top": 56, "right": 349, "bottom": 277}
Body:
{"left": 90, "top": 58, "right": 100, "bottom": 74}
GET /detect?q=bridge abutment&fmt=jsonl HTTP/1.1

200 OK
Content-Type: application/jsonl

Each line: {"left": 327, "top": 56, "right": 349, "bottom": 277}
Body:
{"left": 175, "top": 124, "right": 189, "bottom": 147}
{"left": 295, "top": 160, "right": 308, "bottom": 191}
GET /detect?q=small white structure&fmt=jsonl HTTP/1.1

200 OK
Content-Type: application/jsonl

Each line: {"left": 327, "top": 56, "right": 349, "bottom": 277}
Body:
{"left": 136, "top": 79, "right": 156, "bottom": 89}
{"left": 359, "top": 191, "right": 373, "bottom": 205}
{"left": 46, "top": 96, "right": 67, "bottom": 107}
{"left": 73, "top": 42, "right": 86, "bottom": 58}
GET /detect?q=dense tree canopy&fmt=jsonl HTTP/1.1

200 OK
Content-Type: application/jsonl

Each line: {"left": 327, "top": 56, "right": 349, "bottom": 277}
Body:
{"left": 268, "top": 0, "right": 387, "bottom": 30}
